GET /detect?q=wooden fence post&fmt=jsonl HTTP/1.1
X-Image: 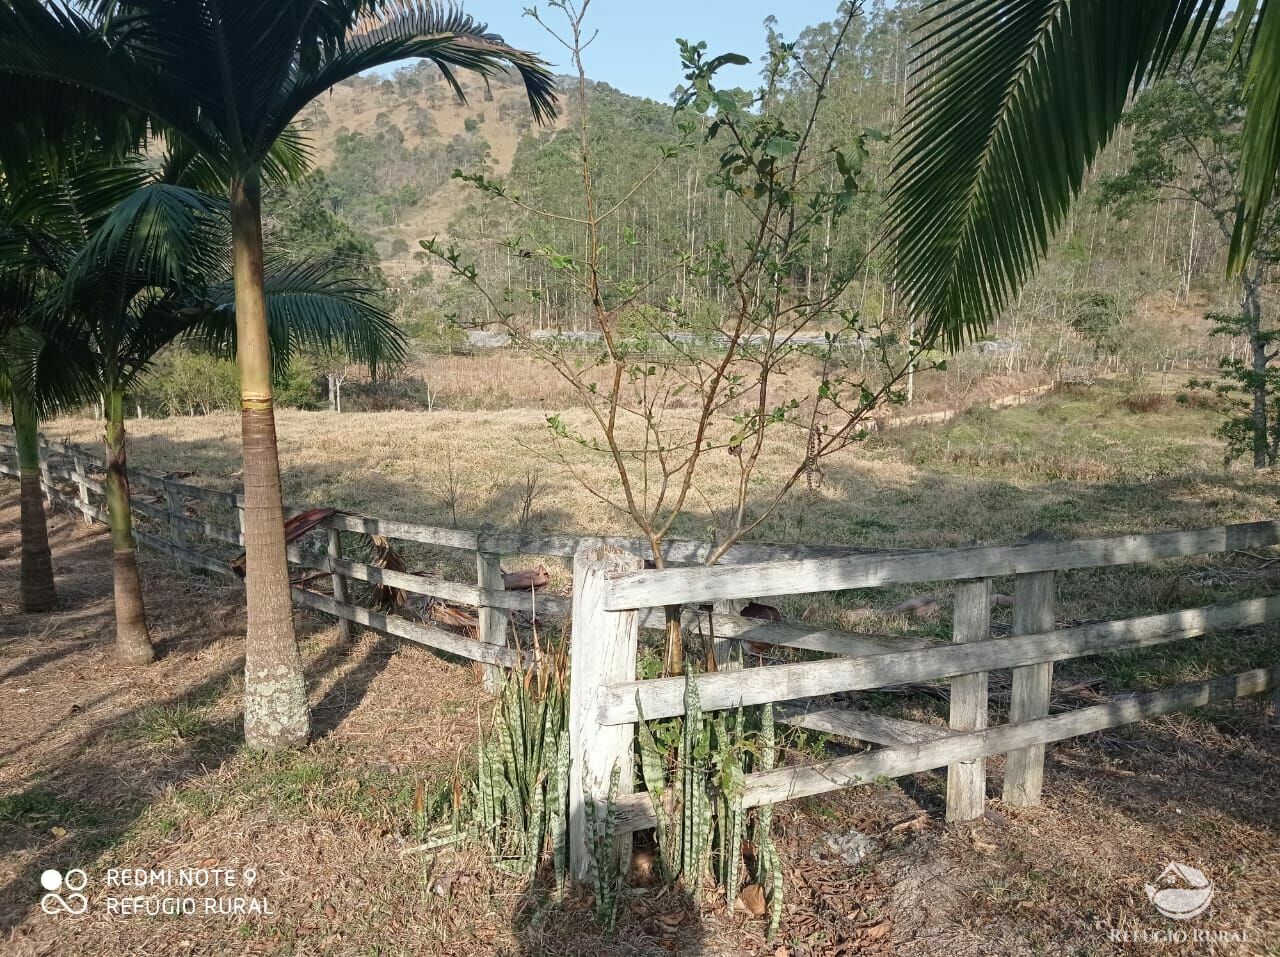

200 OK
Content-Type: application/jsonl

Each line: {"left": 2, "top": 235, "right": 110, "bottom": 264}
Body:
{"left": 475, "top": 549, "right": 506, "bottom": 691}
{"left": 568, "top": 543, "right": 642, "bottom": 883}
{"left": 946, "top": 577, "right": 992, "bottom": 822}
{"left": 71, "top": 452, "right": 91, "bottom": 524}
{"left": 163, "top": 480, "right": 186, "bottom": 547}
{"left": 711, "top": 598, "right": 746, "bottom": 671}
{"left": 1003, "top": 570, "right": 1055, "bottom": 805}
{"left": 36, "top": 438, "right": 51, "bottom": 505}
{"left": 328, "top": 528, "right": 352, "bottom": 642}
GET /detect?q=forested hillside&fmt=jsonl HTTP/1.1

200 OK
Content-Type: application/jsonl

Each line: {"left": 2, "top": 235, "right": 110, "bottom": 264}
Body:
{"left": 282, "top": 1, "right": 1246, "bottom": 379}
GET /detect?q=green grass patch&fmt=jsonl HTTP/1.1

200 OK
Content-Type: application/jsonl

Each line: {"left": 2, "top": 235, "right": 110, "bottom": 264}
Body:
{"left": 0, "top": 789, "right": 103, "bottom": 831}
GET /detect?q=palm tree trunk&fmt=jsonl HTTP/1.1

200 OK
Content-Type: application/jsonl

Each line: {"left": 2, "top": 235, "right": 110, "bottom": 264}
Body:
{"left": 105, "top": 387, "right": 154, "bottom": 665}
{"left": 12, "top": 398, "right": 56, "bottom": 612}
{"left": 231, "top": 170, "right": 309, "bottom": 750}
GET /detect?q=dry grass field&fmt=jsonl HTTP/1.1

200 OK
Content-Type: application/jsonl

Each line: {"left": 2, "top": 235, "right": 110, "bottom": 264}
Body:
{"left": 3, "top": 374, "right": 1279, "bottom": 955}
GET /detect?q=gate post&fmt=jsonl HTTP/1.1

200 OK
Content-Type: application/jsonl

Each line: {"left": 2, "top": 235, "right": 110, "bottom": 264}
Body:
{"left": 1004, "top": 570, "right": 1056, "bottom": 805}
{"left": 71, "top": 452, "right": 91, "bottom": 523}
{"left": 568, "top": 543, "right": 642, "bottom": 882}
{"left": 327, "top": 528, "right": 352, "bottom": 642}
{"left": 164, "top": 479, "right": 186, "bottom": 548}
{"left": 475, "top": 547, "right": 507, "bottom": 691}
{"left": 946, "top": 577, "right": 992, "bottom": 821}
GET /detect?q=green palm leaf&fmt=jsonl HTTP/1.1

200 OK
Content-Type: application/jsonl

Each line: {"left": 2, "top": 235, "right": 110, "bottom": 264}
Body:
{"left": 276, "top": 2, "right": 558, "bottom": 142}
{"left": 1231, "top": 0, "right": 1280, "bottom": 269}
{"left": 887, "top": 0, "right": 1224, "bottom": 348}
{"left": 58, "top": 181, "right": 228, "bottom": 309}
{"left": 192, "top": 256, "right": 406, "bottom": 377}
{"left": 0, "top": 323, "right": 99, "bottom": 417}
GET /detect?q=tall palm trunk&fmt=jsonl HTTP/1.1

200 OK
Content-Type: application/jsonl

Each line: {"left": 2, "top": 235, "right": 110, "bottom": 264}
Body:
{"left": 231, "top": 170, "right": 309, "bottom": 750}
{"left": 12, "top": 397, "right": 56, "bottom": 612}
{"left": 105, "top": 387, "right": 154, "bottom": 665}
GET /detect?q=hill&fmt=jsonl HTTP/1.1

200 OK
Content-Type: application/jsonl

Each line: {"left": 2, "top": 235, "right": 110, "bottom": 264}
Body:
{"left": 292, "top": 61, "right": 580, "bottom": 278}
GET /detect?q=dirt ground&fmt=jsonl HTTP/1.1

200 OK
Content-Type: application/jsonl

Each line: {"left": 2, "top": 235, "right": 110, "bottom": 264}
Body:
{"left": 1, "top": 486, "right": 1279, "bottom": 956}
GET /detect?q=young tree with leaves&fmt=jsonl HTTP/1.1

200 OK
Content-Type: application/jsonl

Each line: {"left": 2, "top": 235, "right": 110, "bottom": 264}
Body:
{"left": 430, "top": 1, "right": 953, "bottom": 673}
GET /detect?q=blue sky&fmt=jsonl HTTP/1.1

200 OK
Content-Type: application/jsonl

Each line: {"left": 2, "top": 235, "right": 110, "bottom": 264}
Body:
{"left": 379, "top": 2, "right": 848, "bottom": 103}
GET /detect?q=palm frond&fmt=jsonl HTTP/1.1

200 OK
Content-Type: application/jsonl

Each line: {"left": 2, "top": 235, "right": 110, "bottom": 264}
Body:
{"left": 887, "top": 0, "right": 1223, "bottom": 349}
{"left": 276, "top": 1, "right": 557, "bottom": 146}
{"left": 1231, "top": 0, "right": 1280, "bottom": 270}
{"left": 58, "top": 182, "right": 228, "bottom": 310}
{"left": 0, "top": 0, "right": 221, "bottom": 160}
{"left": 0, "top": 322, "right": 99, "bottom": 417}
{"left": 191, "top": 256, "right": 406, "bottom": 377}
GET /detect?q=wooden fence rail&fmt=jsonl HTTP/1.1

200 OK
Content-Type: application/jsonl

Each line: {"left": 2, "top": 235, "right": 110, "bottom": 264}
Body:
{"left": 570, "top": 518, "right": 1280, "bottom": 877}
{"left": 0, "top": 427, "right": 894, "bottom": 671}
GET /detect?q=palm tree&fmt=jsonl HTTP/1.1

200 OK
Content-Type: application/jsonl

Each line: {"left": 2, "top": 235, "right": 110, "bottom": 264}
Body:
{"left": 1, "top": 155, "right": 140, "bottom": 612}
{"left": 885, "top": 0, "right": 1280, "bottom": 346}
{"left": 1, "top": 329, "right": 62, "bottom": 612}
{"left": 0, "top": 0, "right": 557, "bottom": 748}
{"left": 46, "top": 165, "right": 405, "bottom": 666}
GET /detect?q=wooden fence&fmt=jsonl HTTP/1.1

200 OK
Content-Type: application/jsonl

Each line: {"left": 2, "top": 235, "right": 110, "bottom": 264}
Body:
{"left": 566, "top": 528, "right": 1280, "bottom": 878}
{"left": 4, "top": 425, "right": 1278, "bottom": 884}
{"left": 0, "top": 426, "right": 889, "bottom": 688}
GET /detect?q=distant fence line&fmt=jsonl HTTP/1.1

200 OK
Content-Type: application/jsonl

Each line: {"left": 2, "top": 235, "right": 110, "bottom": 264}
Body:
{"left": 2, "top": 424, "right": 1277, "bottom": 884}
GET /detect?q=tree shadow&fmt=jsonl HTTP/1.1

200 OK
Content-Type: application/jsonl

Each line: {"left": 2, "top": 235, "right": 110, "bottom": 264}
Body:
{"left": 309, "top": 631, "right": 399, "bottom": 738}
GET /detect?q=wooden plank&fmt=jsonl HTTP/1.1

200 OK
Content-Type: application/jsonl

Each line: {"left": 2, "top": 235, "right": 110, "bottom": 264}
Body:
{"left": 611, "top": 665, "right": 1280, "bottom": 832}
{"left": 131, "top": 500, "right": 241, "bottom": 546}
{"left": 479, "top": 529, "right": 905, "bottom": 564}
{"left": 476, "top": 551, "right": 506, "bottom": 692}
{"left": 776, "top": 702, "right": 948, "bottom": 746}
{"left": 159, "top": 479, "right": 240, "bottom": 507}
{"left": 598, "top": 594, "right": 1280, "bottom": 724}
{"left": 1004, "top": 571, "right": 1056, "bottom": 806}
{"left": 285, "top": 548, "right": 484, "bottom": 605}
{"left": 946, "top": 578, "right": 992, "bottom": 822}
{"left": 568, "top": 543, "right": 642, "bottom": 882}
{"left": 290, "top": 587, "right": 521, "bottom": 667}
{"left": 71, "top": 452, "right": 91, "bottom": 524}
{"left": 603, "top": 520, "right": 1280, "bottom": 610}
{"left": 329, "top": 529, "right": 352, "bottom": 642}
{"left": 134, "top": 529, "right": 239, "bottom": 579}
{"left": 323, "top": 512, "right": 479, "bottom": 550}
{"left": 716, "top": 617, "right": 935, "bottom": 656}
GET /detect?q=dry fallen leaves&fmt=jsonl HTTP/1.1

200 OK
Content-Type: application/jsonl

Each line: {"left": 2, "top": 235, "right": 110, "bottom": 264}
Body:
{"left": 734, "top": 883, "right": 767, "bottom": 918}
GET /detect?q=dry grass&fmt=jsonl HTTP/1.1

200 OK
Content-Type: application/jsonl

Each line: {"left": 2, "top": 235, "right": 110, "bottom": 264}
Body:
{"left": 5, "top": 378, "right": 1279, "bottom": 955}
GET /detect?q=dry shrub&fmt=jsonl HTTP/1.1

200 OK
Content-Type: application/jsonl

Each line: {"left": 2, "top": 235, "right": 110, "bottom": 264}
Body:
{"left": 1120, "top": 393, "right": 1170, "bottom": 414}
